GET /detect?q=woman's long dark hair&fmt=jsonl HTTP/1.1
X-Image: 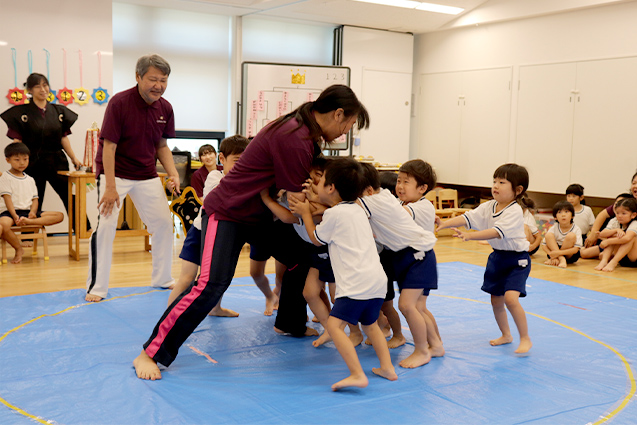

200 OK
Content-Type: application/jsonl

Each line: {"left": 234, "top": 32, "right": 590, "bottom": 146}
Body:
{"left": 266, "top": 84, "right": 369, "bottom": 145}
{"left": 25, "top": 73, "right": 49, "bottom": 90}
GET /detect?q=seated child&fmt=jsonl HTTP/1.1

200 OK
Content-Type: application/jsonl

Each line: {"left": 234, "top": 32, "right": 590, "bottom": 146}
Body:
{"left": 166, "top": 136, "right": 249, "bottom": 316}
{"left": 580, "top": 193, "right": 632, "bottom": 259}
{"left": 542, "top": 201, "right": 582, "bottom": 268}
{"left": 0, "top": 143, "right": 63, "bottom": 263}
{"left": 379, "top": 171, "right": 398, "bottom": 197}
{"left": 521, "top": 196, "right": 541, "bottom": 255}
{"left": 359, "top": 161, "right": 444, "bottom": 367}
{"left": 438, "top": 163, "right": 532, "bottom": 354}
{"left": 566, "top": 184, "right": 595, "bottom": 240}
{"left": 594, "top": 197, "right": 637, "bottom": 272}
{"left": 289, "top": 157, "right": 397, "bottom": 391}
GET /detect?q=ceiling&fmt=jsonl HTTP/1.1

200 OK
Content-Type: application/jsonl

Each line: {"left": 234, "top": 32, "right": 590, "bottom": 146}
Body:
{"left": 117, "top": 0, "right": 632, "bottom": 34}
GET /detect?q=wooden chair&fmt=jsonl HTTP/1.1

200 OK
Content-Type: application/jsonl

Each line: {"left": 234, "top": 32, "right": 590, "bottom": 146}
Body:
{"left": 437, "top": 188, "right": 458, "bottom": 209}
{"left": 1, "top": 225, "right": 49, "bottom": 263}
{"left": 425, "top": 190, "right": 437, "bottom": 205}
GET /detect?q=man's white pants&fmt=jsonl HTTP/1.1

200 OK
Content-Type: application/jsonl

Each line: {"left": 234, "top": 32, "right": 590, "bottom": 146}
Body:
{"left": 86, "top": 175, "right": 175, "bottom": 298}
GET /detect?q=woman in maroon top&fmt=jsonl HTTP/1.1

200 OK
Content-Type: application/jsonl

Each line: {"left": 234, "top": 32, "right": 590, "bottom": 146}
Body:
{"left": 134, "top": 85, "right": 369, "bottom": 380}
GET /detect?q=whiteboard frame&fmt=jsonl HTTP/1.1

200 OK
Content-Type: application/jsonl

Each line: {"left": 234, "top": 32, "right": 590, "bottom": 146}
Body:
{"left": 240, "top": 61, "right": 352, "bottom": 151}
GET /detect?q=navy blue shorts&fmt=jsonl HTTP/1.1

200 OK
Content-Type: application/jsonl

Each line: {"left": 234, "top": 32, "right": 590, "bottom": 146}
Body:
{"left": 330, "top": 297, "right": 384, "bottom": 326}
{"left": 249, "top": 238, "right": 273, "bottom": 262}
{"left": 619, "top": 256, "right": 637, "bottom": 268}
{"left": 529, "top": 244, "right": 540, "bottom": 256}
{"left": 179, "top": 226, "right": 201, "bottom": 265}
{"left": 482, "top": 250, "right": 530, "bottom": 297}
{"left": 393, "top": 248, "right": 437, "bottom": 296}
{"left": 379, "top": 249, "right": 396, "bottom": 301}
{"left": 311, "top": 245, "right": 335, "bottom": 283}
{"left": 0, "top": 209, "right": 39, "bottom": 220}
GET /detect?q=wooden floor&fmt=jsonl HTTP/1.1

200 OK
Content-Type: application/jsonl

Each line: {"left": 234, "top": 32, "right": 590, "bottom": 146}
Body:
{"left": 2, "top": 232, "right": 637, "bottom": 300}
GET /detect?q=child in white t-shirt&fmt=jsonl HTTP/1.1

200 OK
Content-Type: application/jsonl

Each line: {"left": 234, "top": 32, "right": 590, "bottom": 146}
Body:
{"left": 542, "top": 201, "right": 582, "bottom": 268}
{"left": 289, "top": 157, "right": 397, "bottom": 391}
{"left": 520, "top": 196, "right": 541, "bottom": 255}
{"left": 594, "top": 198, "right": 637, "bottom": 272}
{"left": 566, "top": 184, "right": 595, "bottom": 239}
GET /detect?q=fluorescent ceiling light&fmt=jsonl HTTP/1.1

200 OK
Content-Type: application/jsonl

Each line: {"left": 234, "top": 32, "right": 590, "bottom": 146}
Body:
{"left": 353, "top": 0, "right": 463, "bottom": 15}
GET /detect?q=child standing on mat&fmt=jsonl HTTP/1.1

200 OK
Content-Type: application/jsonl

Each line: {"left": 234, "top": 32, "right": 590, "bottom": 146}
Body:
{"left": 437, "top": 163, "right": 532, "bottom": 354}
{"left": 542, "top": 201, "right": 582, "bottom": 268}
{"left": 289, "top": 157, "right": 397, "bottom": 390}
{"left": 0, "top": 143, "right": 63, "bottom": 263}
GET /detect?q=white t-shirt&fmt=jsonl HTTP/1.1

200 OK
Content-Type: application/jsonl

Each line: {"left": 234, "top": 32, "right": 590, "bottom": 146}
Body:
{"left": 542, "top": 223, "right": 583, "bottom": 248}
{"left": 523, "top": 210, "right": 538, "bottom": 235}
{"left": 625, "top": 221, "right": 637, "bottom": 234}
{"left": 314, "top": 202, "right": 387, "bottom": 300}
{"left": 606, "top": 217, "right": 620, "bottom": 230}
{"left": 402, "top": 196, "right": 436, "bottom": 233}
{"left": 358, "top": 188, "right": 436, "bottom": 252}
{"left": 573, "top": 205, "right": 595, "bottom": 236}
{"left": 193, "top": 170, "right": 224, "bottom": 230}
{"left": 463, "top": 200, "right": 530, "bottom": 252}
{"left": 0, "top": 171, "right": 38, "bottom": 214}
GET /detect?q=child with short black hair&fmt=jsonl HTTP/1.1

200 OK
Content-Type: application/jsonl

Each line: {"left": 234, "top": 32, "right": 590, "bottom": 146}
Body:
{"left": 0, "top": 143, "right": 63, "bottom": 263}
{"left": 289, "top": 157, "right": 397, "bottom": 391}
{"left": 521, "top": 196, "right": 541, "bottom": 255}
{"left": 566, "top": 184, "right": 595, "bottom": 239}
{"left": 379, "top": 171, "right": 398, "bottom": 197}
{"left": 438, "top": 163, "right": 532, "bottom": 354}
{"left": 580, "top": 193, "right": 633, "bottom": 259}
{"left": 594, "top": 197, "right": 637, "bottom": 272}
{"left": 542, "top": 201, "right": 582, "bottom": 268}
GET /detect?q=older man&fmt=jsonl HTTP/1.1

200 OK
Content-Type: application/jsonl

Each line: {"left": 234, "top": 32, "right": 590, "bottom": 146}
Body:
{"left": 86, "top": 54, "right": 179, "bottom": 302}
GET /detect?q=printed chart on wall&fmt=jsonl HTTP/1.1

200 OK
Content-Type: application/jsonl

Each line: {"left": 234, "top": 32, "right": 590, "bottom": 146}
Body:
{"left": 241, "top": 62, "right": 351, "bottom": 150}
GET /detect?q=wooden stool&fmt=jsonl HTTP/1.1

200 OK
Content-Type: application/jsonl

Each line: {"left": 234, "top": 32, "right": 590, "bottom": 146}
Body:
{"left": 1, "top": 225, "right": 50, "bottom": 263}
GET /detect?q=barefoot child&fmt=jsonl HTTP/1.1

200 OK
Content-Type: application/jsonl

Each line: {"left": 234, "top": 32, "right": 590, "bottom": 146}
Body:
{"left": 566, "top": 184, "right": 595, "bottom": 241}
{"left": 594, "top": 197, "right": 637, "bottom": 272}
{"left": 0, "top": 143, "right": 63, "bottom": 263}
{"left": 358, "top": 162, "right": 444, "bottom": 367}
{"left": 542, "top": 201, "right": 582, "bottom": 268}
{"left": 437, "top": 163, "right": 532, "bottom": 354}
{"left": 289, "top": 158, "right": 397, "bottom": 391}
{"left": 580, "top": 193, "right": 632, "bottom": 259}
{"left": 166, "top": 135, "right": 250, "bottom": 317}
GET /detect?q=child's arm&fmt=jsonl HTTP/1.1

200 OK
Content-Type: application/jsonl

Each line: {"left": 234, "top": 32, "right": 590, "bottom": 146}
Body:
{"left": 598, "top": 228, "right": 617, "bottom": 239}
{"left": 529, "top": 232, "right": 542, "bottom": 252}
{"left": 2, "top": 194, "right": 20, "bottom": 225}
{"left": 288, "top": 196, "right": 322, "bottom": 247}
{"left": 453, "top": 227, "right": 500, "bottom": 242}
{"left": 437, "top": 215, "right": 467, "bottom": 231}
{"left": 29, "top": 198, "right": 38, "bottom": 219}
{"left": 260, "top": 189, "right": 299, "bottom": 224}
{"left": 302, "top": 179, "right": 320, "bottom": 204}
{"left": 585, "top": 209, "right": 611, "bottom": 247}
{"left": 309, "top": 201, "right": 328, "bottom": 217}
{"left": 600, "top": 231, "right": 636, "bottom": 249}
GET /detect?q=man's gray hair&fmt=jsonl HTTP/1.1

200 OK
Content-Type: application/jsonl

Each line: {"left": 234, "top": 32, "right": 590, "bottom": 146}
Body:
{"left": 136, "top": 54, "right": 171, "bottom": 78}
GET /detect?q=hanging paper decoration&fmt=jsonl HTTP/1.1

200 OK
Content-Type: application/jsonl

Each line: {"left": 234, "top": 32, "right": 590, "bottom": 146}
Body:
{"left": 6, "top": 48, "right": 26, "bottom": 105}
{"left": 43, "top": 49, "right": 57, "bottom": 104}
{"left": 73, "top": 50, "right": 89, "bottom": 106}
{"left": 91, "top": 51, "right": 109, "bottom": 105}
{"left": 57, "top": 48, "right": 74, "bottom": 106}
{"left": 84, "top": 122, "right": 100, "bottom": 172}
{"left": 24, "top": 50, "right": 33, "bottom": 104}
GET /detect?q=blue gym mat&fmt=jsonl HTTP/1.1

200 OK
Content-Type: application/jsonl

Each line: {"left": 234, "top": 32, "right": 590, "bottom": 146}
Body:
{"left": 0, "top": 262, "right": 635, "bottom": 424}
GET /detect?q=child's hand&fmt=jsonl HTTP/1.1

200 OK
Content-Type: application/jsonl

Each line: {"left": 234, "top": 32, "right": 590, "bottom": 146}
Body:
{"left": 16, "top": 216, "right": 27, "bottom": 226}
{"left": 28, "top": 212, "right": 37, "bottom": 219}
{"left": 616, "top": 229, "right": 625, "bottom": 238}
{"left": 600, "top": 240, "right": 609, "bottom": 249}
{"left": 452, "top": 228, "right": 471, "bottom": 241}
{"left": 434, "top": 216, "right": 441, "bottom": 227}
{"left": 288, "top": 195, "right": 311, "bottom": 216}
{"left": 309, "top": 201, "right": 328, "bottom": 216}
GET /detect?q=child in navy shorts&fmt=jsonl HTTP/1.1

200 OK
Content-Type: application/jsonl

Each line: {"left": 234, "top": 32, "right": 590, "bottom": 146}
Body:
{"left": 542, "top": 201, "right": 582, "bottom": 268}
{"left": 438, "top": 163, "right": 532, "bottom": 355}
{"left": 289, "top": 158, "right": 397, "bottom": 391}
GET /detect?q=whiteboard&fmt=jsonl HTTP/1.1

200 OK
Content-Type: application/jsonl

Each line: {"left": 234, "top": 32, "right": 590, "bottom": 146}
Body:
{"left": 241, "top": 62, "right": 351, "bottom": 150}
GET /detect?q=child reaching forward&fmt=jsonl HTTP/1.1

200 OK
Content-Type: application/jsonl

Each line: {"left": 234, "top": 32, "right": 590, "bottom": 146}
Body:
{"left": 542, "top": 201, "right": 582, "bottom": 267}
{"left": 289, "top": 158, "right": 397, "bottom": 391}
{"left": 0, "top": 143, "right": 63, "bottom": 263}
{"left": 594, "top": 198, "right": 637, "bottom": 272}
{"left": 437, "top": 163, "right": 532, "bottom": 354}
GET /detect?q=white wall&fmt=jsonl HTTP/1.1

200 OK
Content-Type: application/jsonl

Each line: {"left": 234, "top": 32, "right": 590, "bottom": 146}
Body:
{"left": 0, "top": 0, "right": 112, "bottom": 232}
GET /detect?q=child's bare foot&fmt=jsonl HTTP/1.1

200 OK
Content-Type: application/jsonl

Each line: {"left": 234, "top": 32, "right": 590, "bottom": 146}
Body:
{"left": 311, "top": 315, "right": 320, "bottom": 323}
{"left": 602, "top": 263, "right": 616, "bottom": 272}
{"left": 490, "top": 335, "right": 513, "bottom": 346}
{"left": 312, "top": 331, "right": 332, "bottom": 347}
{"left": 332, "top": 374, "right": 368, "bottom": 391}
{"left": 387, "top": 335, "right": 406, "bottom": 349}
{"left": 304, "top": 327, "right": 319, "bottom": 336}
{"left": 372, "top": 366, "right": 398, "bottom": 381}
{"left": 515, "top": 336, "right": 532, "bottom": 354}
{"left": 208, "top": 306, "right": 239, "bottom": 317}
{"left": 349, "top": 330, "right": 363, "bottom": 347}
{"left": 594, "top": 260, "right": 608, "bottom": 271}
{"left": 399, "top": 349, "right": 431, "bottom": 368}
{"left": 558, "top": 257, "right": 567, "bottom": 268}
{"left": 11, "top": 247, "right": 24, "bottom": 264}
{"left": 85, "top": 293, "right": 103, "bottom": 302}
{"left": 429, "top": 344, "right": 445, "bottom": 357}
{"left": 544, "top": 258, "right": 559, "bottom": 266}
{"left": 133, "top": 350, "right": 161, "bottom": 380}
{"left": 264, "top": 294, "right": 278, "bottom": 316}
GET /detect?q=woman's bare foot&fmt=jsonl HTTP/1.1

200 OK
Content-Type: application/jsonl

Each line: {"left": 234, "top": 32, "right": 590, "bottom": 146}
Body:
{"left": 558, "top": 257, "right": 567, "bottom": 268}
{"left": 515, "top": 336, "right": 532, "bottom": 354}
{"left": 489, "top": 335, "right": 513, "bottom": 346}
{"left": 133, "top": 350, "right": 161, "bottom": 380}
{"left": 312, "top": 331, "right": 332, "bottom": 347}
{"left": 85, "top": 293, "right": 103, "bottom": 302}
{"left": 208, "top": 306, "right": 239, "bottom": 317}
{"left": 399, "top": 349, "right": 431, "bottom": 368}
{"left": 332, "top": 374, "right": 368, "bottom": 391}
{"left": 594, "top": 260, "right": 608, "bottom": 271}
{"left": 264, "top": 294, "right": 279, "bottom": 316}
{"left": 372, "top": 367, "right": 398, "bottom": 381}
{"left": 602, "top": 262, "right": 617, "bottom": 272}
{"left": 11, "top": 247, "right": 24, "bottom": 264}
{"left": 387, "top": 335, "right": 406, "bottom": 349}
